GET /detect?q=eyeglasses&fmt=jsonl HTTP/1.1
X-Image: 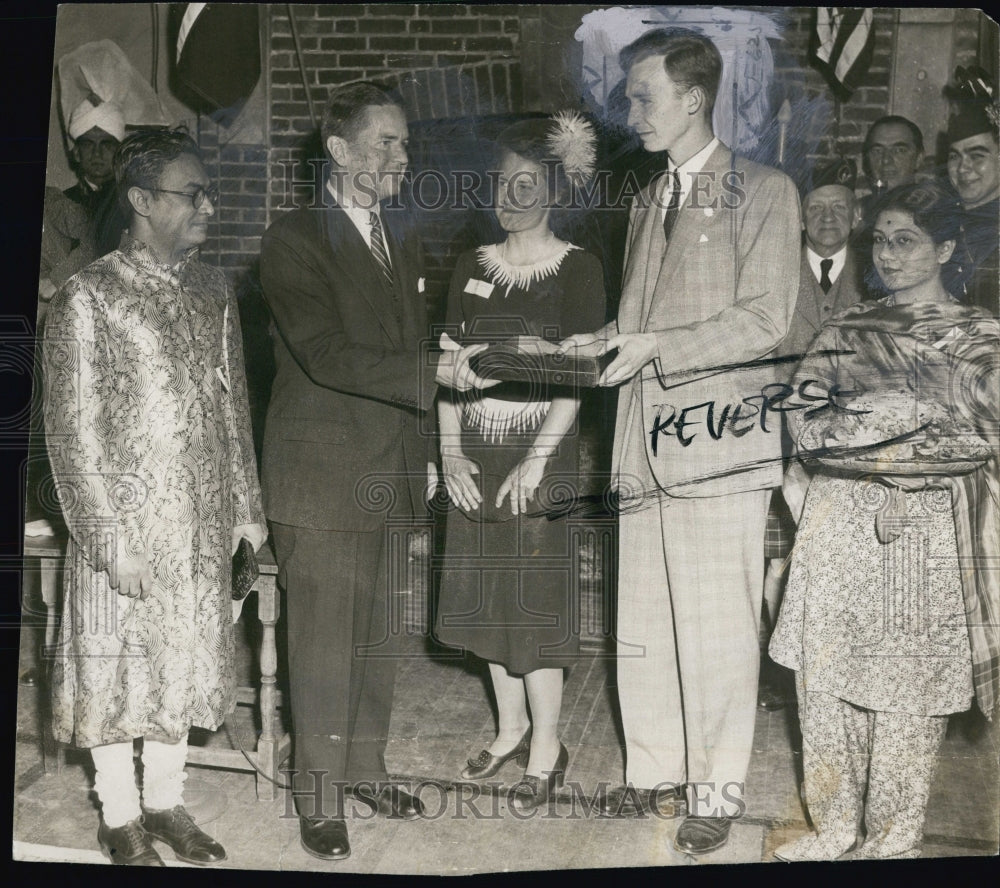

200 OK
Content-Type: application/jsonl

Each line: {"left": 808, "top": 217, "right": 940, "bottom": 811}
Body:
{"left": 148, "top": 184, "right": 220, "bottom": 209}
{"left": 872, "top": 233, "right": 928, "bottom": 256}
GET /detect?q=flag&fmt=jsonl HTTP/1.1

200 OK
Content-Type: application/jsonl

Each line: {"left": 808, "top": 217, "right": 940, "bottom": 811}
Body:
{"left": 813, "top": 8, "right": 875, "bottom": 98}
{"left": 170, "top": 3, "right": 261, "bottom": 127}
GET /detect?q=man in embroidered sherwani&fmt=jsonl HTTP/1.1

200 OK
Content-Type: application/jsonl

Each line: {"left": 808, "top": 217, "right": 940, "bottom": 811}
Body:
{"left": 43, "top": 130, "right": 266, "bottom": 866}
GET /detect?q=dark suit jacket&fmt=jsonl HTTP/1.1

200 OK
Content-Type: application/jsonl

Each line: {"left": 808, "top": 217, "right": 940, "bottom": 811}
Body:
{"left": 260, "top": 198, "right": 437, "bottom": 532}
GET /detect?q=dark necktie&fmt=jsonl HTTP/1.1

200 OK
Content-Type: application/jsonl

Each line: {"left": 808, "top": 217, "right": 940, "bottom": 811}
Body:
{"left": 662, "top": 167, "right": 681, "bottom": 243}
{"left": 819, "top": 258, "right": 834, "bottom": 294}
{"left": 369, "top": 211, "right": 394, "bottom": 288}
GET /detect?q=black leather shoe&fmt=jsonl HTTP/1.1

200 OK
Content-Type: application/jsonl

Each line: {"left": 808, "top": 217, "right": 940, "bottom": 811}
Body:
{"left": 673, "top": 815, "right": 733, "bottom": 855}
{"left": 299, "top": 816, "right": 351, "bottom": 860}
{"left": 461, "top": 728, "right": 531, "bottom": 780}
{"left": 18, "top": 667, "right": 38, "bottom": 687}
{"left": 757, "top": 682, "right": 788, "bottom": 711}
{"left": 372, "top": 785, "right": 424, "bottom": 820}
{"left": 141, "top": 805, "right": 226, "bottom": 865}
{"left": 509, "top": 743, "right": 568, "bottom": 813}
{"left": 597, "top": 784, "right": 686, "bottom": 818}
{"left": 98, "top": 817, "right": 164, "bottom": 866}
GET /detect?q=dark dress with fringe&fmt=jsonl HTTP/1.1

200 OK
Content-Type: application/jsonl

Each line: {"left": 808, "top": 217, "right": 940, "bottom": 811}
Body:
{"left": 434, "top": 243, "right": 605, "bottom": 673}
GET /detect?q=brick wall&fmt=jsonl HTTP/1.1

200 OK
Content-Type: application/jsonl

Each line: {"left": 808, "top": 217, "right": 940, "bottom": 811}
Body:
{"left": 769, "top": 7, "right": 897, "bottom": 185}
{"left": 193, "top": 5, "right": 995, "bottom": 385}
{"left": 199, "top": 6, "right": 1000, "bottom": 289}
{"left": 268, "top": 4, "right": 521, "bottom": 214}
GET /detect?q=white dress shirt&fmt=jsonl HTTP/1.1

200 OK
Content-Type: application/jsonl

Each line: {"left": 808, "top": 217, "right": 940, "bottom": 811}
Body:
{"left": 805, "top": 245, "right": 847, "bottom": 287}
{"left": 325, "top": 180, "right": 389, "bottom": 262}
{"left": 660, "top": 136, "right": 721, "bottom": 221}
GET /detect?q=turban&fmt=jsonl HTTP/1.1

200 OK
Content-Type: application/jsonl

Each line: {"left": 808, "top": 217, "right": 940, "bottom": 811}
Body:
{"left": 68, "top": 99, "right": 125, "bottom": 142}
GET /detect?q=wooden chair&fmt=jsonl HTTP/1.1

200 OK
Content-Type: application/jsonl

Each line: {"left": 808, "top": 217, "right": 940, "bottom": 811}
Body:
{"left": 23, "top": 534, "right": 291, "bottom": 801}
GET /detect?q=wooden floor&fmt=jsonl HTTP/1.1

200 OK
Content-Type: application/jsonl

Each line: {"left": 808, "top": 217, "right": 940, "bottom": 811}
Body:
{"left": 13, "top": 616, "right": 1000, "bottom": 872}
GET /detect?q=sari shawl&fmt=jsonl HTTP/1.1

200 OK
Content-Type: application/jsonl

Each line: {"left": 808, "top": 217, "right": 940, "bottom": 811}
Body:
{"left": 787, "top": 299, "right": 1000, "bottom": 717}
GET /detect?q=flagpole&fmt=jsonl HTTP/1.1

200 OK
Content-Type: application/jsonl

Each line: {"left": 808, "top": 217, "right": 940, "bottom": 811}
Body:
{"left": 777, "top": 99, "right": 792, "bottom": 168}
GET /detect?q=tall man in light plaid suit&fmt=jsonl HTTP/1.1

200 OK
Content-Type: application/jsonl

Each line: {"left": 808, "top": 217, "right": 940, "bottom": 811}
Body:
{"left": 562, "top": 28, "right": 800, "bottom": 855}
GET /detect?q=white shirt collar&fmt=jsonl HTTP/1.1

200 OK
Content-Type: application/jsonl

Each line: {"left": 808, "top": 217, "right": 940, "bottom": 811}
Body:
{"left": 661, "top": 137, "right": 719, "bottom": 217}
{"left": 805, "top": 245, "right": 847, "bottom": 286}
{"left": 326, "top": 180, "right": 381, "bottom": 248}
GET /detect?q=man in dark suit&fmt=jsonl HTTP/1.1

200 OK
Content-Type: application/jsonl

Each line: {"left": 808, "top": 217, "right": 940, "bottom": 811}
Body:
{"left": 260, "top": 81, "right": 492, "bottom": 861}
{"left": 759, "top": 157, "right": 865, "bottom": 711}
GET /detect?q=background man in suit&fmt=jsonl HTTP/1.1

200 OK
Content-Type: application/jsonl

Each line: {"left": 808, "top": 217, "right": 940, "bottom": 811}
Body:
{"left": 260, "top": 82, "right": 493, "bottom": 861}
{"left": 783, "top": 157, "right": 865, "bottom": 363}
{"left": 759, "top": 157, "right": 865, "bottom": 712}
{"left": 562, "top": 28, "right": 800, "bottom": 855}
{"left": 862, "top": 115, "right": 925, "bottom": 198}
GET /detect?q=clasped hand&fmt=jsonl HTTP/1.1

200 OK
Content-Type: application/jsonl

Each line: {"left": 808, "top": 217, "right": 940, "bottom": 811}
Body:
{"left": 109, "top": 553, "right": 152, "bottom": 599}
{"left": 556, "top": 331, "right": 658, "bottom": 386}
{"left": 435, "top": 344, "right": 502, "bottom": 392}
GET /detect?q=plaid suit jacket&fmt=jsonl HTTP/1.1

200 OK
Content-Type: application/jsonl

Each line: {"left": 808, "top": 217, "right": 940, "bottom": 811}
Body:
{"left": 612, "top": 143, "right": 802, "bottom": 499}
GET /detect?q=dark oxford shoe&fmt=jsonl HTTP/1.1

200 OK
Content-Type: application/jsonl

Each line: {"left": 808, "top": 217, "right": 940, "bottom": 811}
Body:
{"left": 372, "top": 784, "right": 424, "bottom": 820}
{"left": 673, "top": 815, "right": 733, "bottom": 855}
{"left": 98, "top": 817, "right": 164, "bottom": 866}
{"left": 141, "top": 805, "right": 226, "bottom": 865}
{"left": 299, "top": 815, "right": 351, "bottom": 860}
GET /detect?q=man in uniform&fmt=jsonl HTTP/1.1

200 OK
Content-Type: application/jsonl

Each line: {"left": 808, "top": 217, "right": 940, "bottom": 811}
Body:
{"left": 947, "top": 94, "right": 1000, "bottom": 314}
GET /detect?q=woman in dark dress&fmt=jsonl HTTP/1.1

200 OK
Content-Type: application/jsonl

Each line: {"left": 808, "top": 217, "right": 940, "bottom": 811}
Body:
{"left": 434, "top": 113, "right": 605, "bottom": 811}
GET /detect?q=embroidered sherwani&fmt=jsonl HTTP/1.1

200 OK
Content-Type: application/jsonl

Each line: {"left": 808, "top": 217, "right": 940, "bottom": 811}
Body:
{"left": 43, "top": 237, "right": 264, "bottom": 748}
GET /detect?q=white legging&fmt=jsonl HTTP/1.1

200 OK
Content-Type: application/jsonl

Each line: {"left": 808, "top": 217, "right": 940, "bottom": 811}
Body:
{"left": 90, "top": 736, "right": 189, "bottom": 827}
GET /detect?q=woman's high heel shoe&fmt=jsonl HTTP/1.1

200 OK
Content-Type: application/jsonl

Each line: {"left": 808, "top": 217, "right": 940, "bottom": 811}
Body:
{"left": 460, "top": 728, "right": 532, "bottom": 780}
{"left": 509, "top": 743, "right": 568, "bottom": 812}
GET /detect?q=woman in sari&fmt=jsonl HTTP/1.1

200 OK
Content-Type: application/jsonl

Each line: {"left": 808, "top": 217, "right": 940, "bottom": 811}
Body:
{"left": 770, "top": 182, "right": 999, "bottom": 861}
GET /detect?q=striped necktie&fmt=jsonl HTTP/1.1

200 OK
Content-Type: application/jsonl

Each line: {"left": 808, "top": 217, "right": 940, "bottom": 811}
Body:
{"left": 369, "top": 211, "right": 393, "bottom": 288}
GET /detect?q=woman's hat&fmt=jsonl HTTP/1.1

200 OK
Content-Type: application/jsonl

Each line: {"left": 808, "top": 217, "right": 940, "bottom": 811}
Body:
{"left": 497, "top": 111, "right": 597, "bottom": 187}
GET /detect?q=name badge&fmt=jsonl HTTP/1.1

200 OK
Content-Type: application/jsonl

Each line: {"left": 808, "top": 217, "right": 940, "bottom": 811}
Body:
{"left": 464, "top": 278, "right": 494, "bottom": 299}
